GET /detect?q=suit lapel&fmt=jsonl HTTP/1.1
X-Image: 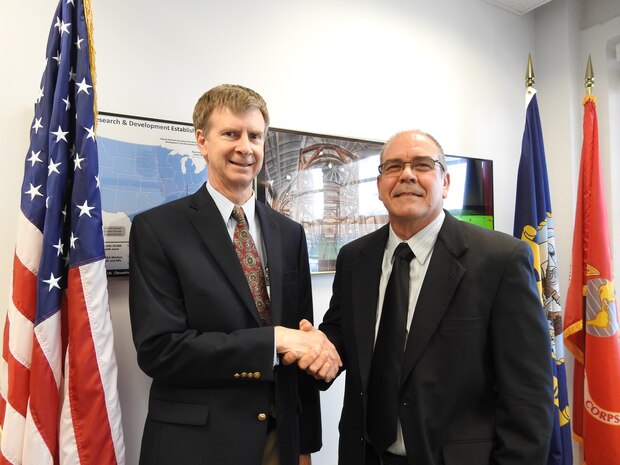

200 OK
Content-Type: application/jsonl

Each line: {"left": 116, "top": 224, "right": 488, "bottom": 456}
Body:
{"left": 353, "top": 226, "right": 389, "bottom": 391}
{"left": 256, "top": 202, "right": 283, "bottom": 325}
{"left": 400, "top": 212, "right": 467, "bottom": 385}
{"left": 187, "top": 187, "right": 262, "bottom": 326}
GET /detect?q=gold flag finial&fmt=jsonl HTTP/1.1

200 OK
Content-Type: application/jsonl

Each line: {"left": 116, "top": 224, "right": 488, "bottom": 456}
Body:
{"left": 585, "top": 55, "right": 595, "bottom": 96}
{"left": 526, "top": 54, "right": 535, "bottom": 89}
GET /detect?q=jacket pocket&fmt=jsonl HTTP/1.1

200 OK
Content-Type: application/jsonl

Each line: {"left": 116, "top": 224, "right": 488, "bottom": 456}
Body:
{"left": 148, "top": 398, "right": 209, "bottom": 426}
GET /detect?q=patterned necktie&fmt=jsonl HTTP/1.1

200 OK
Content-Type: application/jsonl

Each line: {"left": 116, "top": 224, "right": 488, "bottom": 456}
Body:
{"left": 231, "top": 206, "right": 272, "bottom": 326}
{"left": 367, "top": 242, "right": 415, "bottom": 454}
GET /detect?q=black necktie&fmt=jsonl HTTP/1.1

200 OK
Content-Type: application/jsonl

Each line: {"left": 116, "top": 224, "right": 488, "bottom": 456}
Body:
{"left": 367, "top": 242, "right": 414, "bottom": 454}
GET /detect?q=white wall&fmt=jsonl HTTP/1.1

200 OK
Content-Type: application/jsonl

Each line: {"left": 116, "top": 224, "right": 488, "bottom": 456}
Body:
{"left": 1, "top": 1, "right": 617, "bottom": 464}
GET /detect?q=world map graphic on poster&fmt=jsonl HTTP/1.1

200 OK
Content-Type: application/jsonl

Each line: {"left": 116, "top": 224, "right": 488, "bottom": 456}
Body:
{"left": 97, "top": 112, "right": 207, "bottom": 276}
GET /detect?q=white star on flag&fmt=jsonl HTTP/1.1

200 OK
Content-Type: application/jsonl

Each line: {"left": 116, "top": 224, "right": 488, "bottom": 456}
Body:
{"left": 69, "top": 66, "right": 76, "bottom": 81}
{"left": 51, "top": 125, "right": 69, "bottom": 142}
{"left": 25, "top": 183, "right": 44, "bottom": 201}
{"left": 48, "top": 158, "right": 62, "bottom": 175}
{"left": 53, "top": 238, "right": 64, "bottom": 256}
{"left": 84, "top": 125, "right": 96, "bottom": 140}
{"left": 32, "top": 117, "right": 43, "bottom": 133}
{"left": 69, "top": 231, "right": 78, "bottom": 249}
{"left": 76, "top": 200, "right": 95, "bottom": 217}
{"left": 75, "top": 78, "right": 92, "bottom": 95}
{"left": 28, "top": 150, "right": 43, "bottom": 166}
{"left": 42, "top": 273, "right": 62, "bottom": 291}
{"left": 59, "top": 20, "right": 71, "bottom": 35}
{"left": 52, "top": 50, "right": 61, "bottom": 64}
{"left": 75, "top": 36, "right": 83, "bottom": 49}
{"left": 36, "top": 87, "right": 44, "bottom": 104}
{"left": 74, "top": 153, "right": 84, "bottom": 170}
{"left": 62, "top": 95, "right": 71, "bottom": 110}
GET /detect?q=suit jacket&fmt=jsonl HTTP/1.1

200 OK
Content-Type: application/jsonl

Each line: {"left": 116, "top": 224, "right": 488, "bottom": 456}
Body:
{"left": 319, "top": 211, "right": 554, "bottom": 465}
{"left": 129, "top": 186, "right": 321, "bottom": 465}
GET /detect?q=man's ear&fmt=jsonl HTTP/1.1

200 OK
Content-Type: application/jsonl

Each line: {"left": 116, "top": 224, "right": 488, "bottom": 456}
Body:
{"left": 442, "top": 172, "right": 451, "bottom": 199}
{"left": 196, "top": 129, "right": 208, "bottom": 157}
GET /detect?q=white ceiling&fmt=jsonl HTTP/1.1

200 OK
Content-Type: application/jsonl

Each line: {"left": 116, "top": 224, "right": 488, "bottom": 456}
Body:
{"left": 482, "top": 0, "right": 553, "bottom": 15}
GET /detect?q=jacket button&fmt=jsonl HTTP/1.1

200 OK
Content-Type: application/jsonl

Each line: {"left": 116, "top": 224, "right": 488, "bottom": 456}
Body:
{"left": 241, "top": 372, "right": 248, "bottom": 378}
{"left": 247, "top": 372, "right": 254, "bottom": 378}
{"left": 254, "top": 371, "right": 261, "bottom": 378}
{"left": 257, "top": 413, "right": 268, "bottom": 421}
{"left": 234, "top": 373, "right": 240, "bottom": 379}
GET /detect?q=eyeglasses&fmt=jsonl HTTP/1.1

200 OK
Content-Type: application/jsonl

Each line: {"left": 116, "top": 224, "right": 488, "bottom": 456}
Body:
{"left": 378, "top": 157, "right": 445, "bottom": 176}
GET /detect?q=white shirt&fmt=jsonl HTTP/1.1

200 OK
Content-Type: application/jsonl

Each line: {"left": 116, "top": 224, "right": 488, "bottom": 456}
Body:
{"left": 375, "top": 210, "right": 445, "bottom": 456}
{"left": 206, "top": 182, "right": 267, "bottom": 269}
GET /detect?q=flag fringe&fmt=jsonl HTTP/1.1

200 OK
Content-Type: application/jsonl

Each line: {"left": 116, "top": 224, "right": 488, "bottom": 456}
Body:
{"left": 83, "top": 0, "right": 98, "bottom": 127}
{"left": 564, "top": 324, "right": 585, "bottom": 365}
{"left": 582, "top": 95, "right": 597, "bottom": 105}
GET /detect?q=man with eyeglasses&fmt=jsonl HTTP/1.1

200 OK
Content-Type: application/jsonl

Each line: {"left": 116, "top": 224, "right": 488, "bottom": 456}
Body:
{"left": 293, "top": 130, "right": 554, "bottom": 464}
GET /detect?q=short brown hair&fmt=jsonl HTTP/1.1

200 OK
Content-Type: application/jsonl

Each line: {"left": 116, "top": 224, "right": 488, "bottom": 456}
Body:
{"left": 192, "top": 84, "right": 270, "bottom": 133}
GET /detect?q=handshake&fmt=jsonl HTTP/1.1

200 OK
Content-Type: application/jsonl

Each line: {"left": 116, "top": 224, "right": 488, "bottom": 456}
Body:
{"left": 275, "top": 320, "right": 342, "bottom": 383}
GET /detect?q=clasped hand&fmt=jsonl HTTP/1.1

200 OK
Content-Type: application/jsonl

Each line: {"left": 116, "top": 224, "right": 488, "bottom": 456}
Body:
{"left": 275, "top": 320, "right": 342, "bottom": 382}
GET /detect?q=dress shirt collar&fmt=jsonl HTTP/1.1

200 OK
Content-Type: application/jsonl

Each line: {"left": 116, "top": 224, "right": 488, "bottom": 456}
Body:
{"left": 206, "top": 182, "right": 257, "bottom": 228}
{"left": 386, "top": 210, "right": 445, "bottom": 266}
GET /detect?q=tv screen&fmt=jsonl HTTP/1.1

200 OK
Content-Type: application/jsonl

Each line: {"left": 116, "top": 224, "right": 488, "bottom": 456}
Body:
{"left": 260, "top": 128, "right": 493, "bottom": 273}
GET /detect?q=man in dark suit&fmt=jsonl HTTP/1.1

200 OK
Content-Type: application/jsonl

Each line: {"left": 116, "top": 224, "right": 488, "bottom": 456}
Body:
{"left": 129, "top": 84, "right": 340, "bottom": 465}
{"left": 299, "top": 130, "right": 554, "bottom": 464}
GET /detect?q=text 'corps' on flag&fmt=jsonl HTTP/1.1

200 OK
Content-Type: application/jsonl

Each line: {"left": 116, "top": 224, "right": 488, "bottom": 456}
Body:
{"left": 0, "top": 1, "right": 125, "bottom": 464}
{"left": 513, "top": 88, "right": 572, "bottom": 465}
{"left": 564, "top": 94, "right": 620, "bottom": 464}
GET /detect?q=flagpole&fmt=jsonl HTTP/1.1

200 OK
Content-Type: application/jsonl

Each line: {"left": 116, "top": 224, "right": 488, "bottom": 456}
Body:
{"left": 524, "top": 54, "right": 537, "bottom": 109}
{"left": 585, "top": 54, "right": 594, "bottom": 96}
{"left": 526, "top": 53, "right": 535, "bottom": 89}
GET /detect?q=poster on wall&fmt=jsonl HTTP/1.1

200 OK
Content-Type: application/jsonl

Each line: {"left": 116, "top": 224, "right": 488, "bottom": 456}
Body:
{"left": 96, "top": 112, "right": 206, "bottom": 276}
{"left": 96, "top": 113, "right": 493, "bottom": 276}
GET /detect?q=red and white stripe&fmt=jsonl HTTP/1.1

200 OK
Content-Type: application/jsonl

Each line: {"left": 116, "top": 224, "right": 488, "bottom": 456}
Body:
{"left": 1, "top": 212, "right": 125, "bottom": 465}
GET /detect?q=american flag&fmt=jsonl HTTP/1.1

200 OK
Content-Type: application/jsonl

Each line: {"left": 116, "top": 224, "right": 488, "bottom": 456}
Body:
{"left": 0, "top": 1, "right": 125, "bottom": 464}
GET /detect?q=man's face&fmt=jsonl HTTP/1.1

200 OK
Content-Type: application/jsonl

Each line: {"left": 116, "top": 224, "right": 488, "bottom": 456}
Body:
{"left": 196, "top": 107, "right": 265, "bottom": 202}
{"left": 377, "top": 132, "right": 450, "bottom": 236}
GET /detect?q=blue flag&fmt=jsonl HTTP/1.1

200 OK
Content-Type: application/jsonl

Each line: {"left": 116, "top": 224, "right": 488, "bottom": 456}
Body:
{"left": 514, "top": 90, "right": 572, "bottom": 465}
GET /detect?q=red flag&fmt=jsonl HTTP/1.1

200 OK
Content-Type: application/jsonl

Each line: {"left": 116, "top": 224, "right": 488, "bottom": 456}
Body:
{"left": 0, "top": 0, "right": 125, "bottom": 463}
{"left": 564, "top": 95, "right": 620, "bottom": 464}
